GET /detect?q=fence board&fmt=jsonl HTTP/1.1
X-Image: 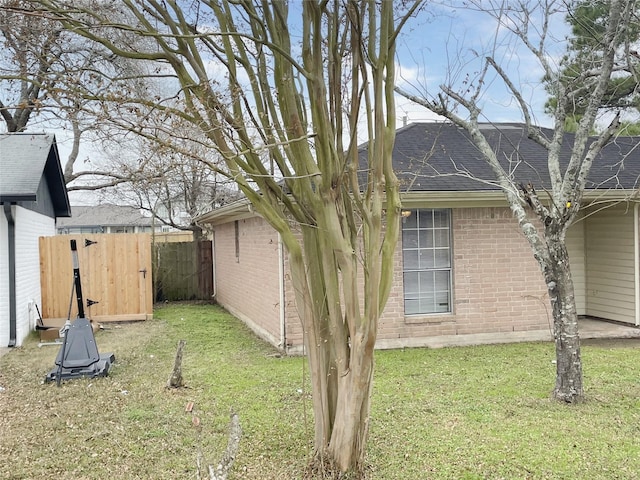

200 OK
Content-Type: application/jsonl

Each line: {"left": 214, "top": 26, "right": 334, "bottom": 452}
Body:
{"left": 39, "top": 234, "right": 153, "bottom": 322}
{"left": 154, "top": 240, "right": 213, "bottom": 301}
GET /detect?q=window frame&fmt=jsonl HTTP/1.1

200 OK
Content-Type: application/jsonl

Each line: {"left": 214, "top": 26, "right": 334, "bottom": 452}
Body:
{"left": 401, "top": 208, "right": 453, "bottom": 316}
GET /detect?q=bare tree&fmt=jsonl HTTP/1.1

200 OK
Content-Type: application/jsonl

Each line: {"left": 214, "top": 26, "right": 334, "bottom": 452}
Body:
{"left": 0, "top": 0, "right": 164, "bottom": 192}
{"left": 102, "top": 130, "right": 241, "bottom": 239}
{"left": 36, "top": 0, "right": 422, "bottom": 474}
{"left": 396, "top": 0, "right": 638, "bottom": 403}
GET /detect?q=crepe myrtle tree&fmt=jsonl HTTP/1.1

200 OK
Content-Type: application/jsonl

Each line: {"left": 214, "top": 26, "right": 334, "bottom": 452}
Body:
{"left": 36, "top": 0, "right": 423, "bottom": 474}
{"left": 397, "top": 0, "right": 637, "bottom": 403}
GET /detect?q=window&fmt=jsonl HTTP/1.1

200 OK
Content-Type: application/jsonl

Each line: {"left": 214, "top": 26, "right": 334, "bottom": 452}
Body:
{"left": 402, "top": 209, "right": 452, "bottom": 315}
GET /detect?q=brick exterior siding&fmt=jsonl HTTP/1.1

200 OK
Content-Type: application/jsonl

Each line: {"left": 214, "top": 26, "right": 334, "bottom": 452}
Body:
{"left": 212, "top": 207, "right": 553, "bottom": 353}
{"left": 213, "top": 216, "right": 283, "bottom": 346}
{"left": 377, "top": 207, "right": 549, "bottom": 348}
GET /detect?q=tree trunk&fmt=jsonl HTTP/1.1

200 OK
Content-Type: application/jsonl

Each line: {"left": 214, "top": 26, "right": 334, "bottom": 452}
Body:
{"left": 288, "top": 219, "right": 382, "bottom": 476}
{"left": 544, "top": 234, "right": 583, "bottom": 402}
{"left": 327, "top": 335, "right": 375, "bottom": 472}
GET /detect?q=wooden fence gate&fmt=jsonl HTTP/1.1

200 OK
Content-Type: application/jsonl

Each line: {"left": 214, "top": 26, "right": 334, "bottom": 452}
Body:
{"left": 39, "top": 234, "right": 153, "bottom": 322}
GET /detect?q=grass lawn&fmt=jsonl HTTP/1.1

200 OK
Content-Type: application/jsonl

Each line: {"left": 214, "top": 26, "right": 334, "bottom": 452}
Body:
{"left": 0, "top": 303, "right": 639, "bottom": 479}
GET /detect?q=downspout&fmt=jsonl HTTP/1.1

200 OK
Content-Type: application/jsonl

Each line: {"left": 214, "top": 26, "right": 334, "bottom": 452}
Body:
{"left": 3, "top": 203, "right": 16, "bottom": 347}
{"left": 211, "top": 231, "right": 217, "bottom": 300}
{"left": 278, "top": 233, "right": 286, "bottom": 351}
{"left": 635, "top": 203, "right": 639, "bottom": 326}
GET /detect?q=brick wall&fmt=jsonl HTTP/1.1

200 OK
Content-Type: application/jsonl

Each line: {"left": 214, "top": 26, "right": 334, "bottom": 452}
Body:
{"left": 282, "top": 244, "right": 304, "bottom": 353}
{"left": 213, "top": 216, "right": 282, "bottom": 346}
{"left": 212, "top": 207, "right": 552, "bottom": 353}
{"left": 377, "top": 207, "right": 550, "bottom": 348}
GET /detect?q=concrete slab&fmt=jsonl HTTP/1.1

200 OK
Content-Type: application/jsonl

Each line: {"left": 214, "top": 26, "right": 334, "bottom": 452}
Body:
{"left": 375, "top": 317, "right": 639, "bottom": 350}
{"left": 579, "top": 318, "right": 640, "bottom": 340}
{"left": 2, "top": 318, "right": 637, "bottom": 357}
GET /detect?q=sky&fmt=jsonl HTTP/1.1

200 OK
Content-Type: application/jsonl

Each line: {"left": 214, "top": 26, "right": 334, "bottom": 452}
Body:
{"left": 391, "top": 2, "right": 571, "bottom": 128}
{"left": 42, "top": 1, "right": 573, "bottom": 204}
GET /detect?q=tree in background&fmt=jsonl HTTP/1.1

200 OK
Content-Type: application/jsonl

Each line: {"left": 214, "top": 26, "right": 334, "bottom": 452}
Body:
{"left": 0, "top": 0, "right": 159, "bottom": 192}
{"left": 36, "top": 0, "right": 422, "bottom": 474}
{"left": 397, "top": 0, "right": 638, "bottom": 403}
{"left": 545, "top": 0, "right": 640, "bottom": 131}
{"left": 102, "top": 130, "right": 241, "bottom": 239}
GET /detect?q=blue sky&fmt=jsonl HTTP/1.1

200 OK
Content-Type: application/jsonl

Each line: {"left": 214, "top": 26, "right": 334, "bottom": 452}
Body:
{"left": 56, "top": 2, "right": 575, "bottom": 203}
{"left": 392, "top": 3, "right": 571, "bottom": 128}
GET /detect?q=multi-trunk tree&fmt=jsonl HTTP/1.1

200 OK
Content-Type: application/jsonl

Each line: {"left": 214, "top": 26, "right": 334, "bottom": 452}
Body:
{"left": 397, "top": 0, "right": 638, "bottom": 403}
{"left": 35, "top": 0, "right": 422, "bottom": 474}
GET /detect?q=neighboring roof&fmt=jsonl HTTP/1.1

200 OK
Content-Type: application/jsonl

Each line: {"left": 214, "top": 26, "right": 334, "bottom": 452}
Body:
{"left": 384, "top": 122, "right": 639, "bottom": 192}
{"left": 0, "top": 133, "right": 71, "bottom": 217}
{"left": 57, "top": 205, "right": 153, "bottom": 228}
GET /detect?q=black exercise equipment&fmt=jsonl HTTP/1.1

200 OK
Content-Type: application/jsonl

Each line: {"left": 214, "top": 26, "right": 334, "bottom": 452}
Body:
{"left": 44, "top": 239, "right": 115, "bottom": 385}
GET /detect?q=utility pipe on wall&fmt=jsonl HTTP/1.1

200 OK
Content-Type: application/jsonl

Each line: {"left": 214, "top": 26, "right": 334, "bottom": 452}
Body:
{"left": 278, "top": 233, "right": 286, "bottom": 351}
{"left": 635, "top": 203, "right": 639, "bottom": 326}
{"left": 211, "top": 231, "right": 217, "bottom": 300}
{"left": 3, "top": 203, "right": 16, "bottom": 347}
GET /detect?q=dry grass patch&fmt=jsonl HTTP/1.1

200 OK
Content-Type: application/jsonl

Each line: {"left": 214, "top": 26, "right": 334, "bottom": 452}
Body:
{"left": 0, "top": 305, "right": 311, "bottom": 479}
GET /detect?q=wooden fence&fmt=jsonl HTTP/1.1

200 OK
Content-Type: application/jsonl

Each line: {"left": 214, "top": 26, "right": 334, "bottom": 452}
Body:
{"left": 39, "top": 234, "right": 153, "bottom": 322}
{"left": 153, "top": 240, "right": 213, "bottom": 301}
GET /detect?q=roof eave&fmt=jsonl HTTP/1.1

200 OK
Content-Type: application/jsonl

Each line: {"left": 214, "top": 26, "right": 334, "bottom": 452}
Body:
{"left": 45, "top": 138, "right": 71, "bottom": 217}
{"left": 196, "top": 198, "right": 254, "bottom": 225}
{"left": 401, "top": 188, "right": 639, "bottom": 208}
{"left": 401, "top": 190, "right": 509, "bottom": 208}
{"left": 196, "top": 188, "right": 640, "bottom": 225}
{"left": 0, "top": 194, "right": 38, "bottom": 203}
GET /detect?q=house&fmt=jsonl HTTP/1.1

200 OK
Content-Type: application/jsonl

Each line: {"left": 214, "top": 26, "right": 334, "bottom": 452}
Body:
{"left": 56, "top": 204, "right": 155, "bottom": 234}
{"left": 197, "top": 123, "right": 640, "bottom": 354}
{"left": 0, "top": 133, "right": 71, "bottom": 347}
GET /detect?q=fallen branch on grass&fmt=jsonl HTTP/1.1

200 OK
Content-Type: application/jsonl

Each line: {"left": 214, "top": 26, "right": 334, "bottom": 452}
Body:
{"left": 196, "top": 412, "right": 241, "bottom": 480}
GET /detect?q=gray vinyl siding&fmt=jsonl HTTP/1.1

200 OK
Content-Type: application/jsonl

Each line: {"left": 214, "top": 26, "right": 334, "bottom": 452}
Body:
{"left": 17, "top": 177, "right": 57, "bottom": 219}
{"left": 566, "top": 220, "right": 586, "bottom": 316}
{"left": 585, "top": 205, "right": 636, "bottom": 324}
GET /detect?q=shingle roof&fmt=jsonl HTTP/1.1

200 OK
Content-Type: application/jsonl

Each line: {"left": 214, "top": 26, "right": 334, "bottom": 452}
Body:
{"left": 56, "top": 205, "right": 153, "bottom": 228}
{"left": 378, "top": 122, "right": 639, "bottom": 192}
{"left": 0, "top": 133, "right": 71, "bottom": 216}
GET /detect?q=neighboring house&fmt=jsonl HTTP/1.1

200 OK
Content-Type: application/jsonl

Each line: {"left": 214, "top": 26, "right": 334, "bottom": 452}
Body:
{"left": 197, "top": 123, "right": 640, "bottom": 354}
{"left": 57, "top": 204, "right": 156, "bottom": 234}
{"left": 0, "top": 133, "right": 71, "bottom": 347}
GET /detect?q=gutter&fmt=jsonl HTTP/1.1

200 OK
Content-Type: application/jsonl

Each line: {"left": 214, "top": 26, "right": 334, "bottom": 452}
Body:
{"left": 211, "top": 231, "right": 217, "bottom": 300}
{"left": 635, "top": 203, "right": 639, "bottom": 326}
{"left": 195, "top": 199, "right": 253, "bottom": 225}
{"left": 400, "top": 189, "right": 638, "bottom": 209}
{"left": 3, "top": 203, "right": 16, "bottom": 347}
